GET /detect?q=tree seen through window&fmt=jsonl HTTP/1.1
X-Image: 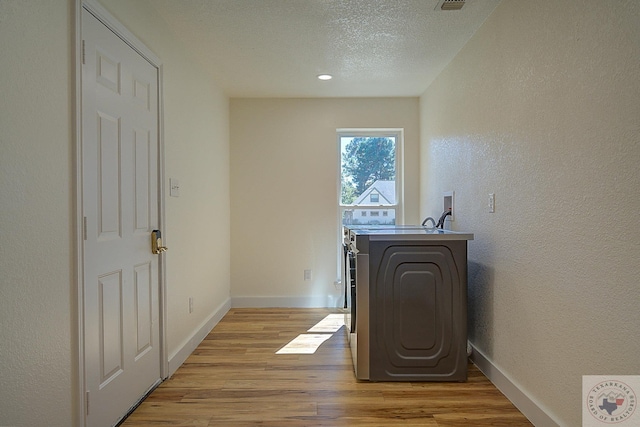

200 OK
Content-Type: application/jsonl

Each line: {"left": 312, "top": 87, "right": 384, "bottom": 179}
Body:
{"left": 340, "top": 134, "right": 398, "bottom": 226}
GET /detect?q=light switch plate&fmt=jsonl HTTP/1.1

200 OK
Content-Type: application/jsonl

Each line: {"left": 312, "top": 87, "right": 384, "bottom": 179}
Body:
{"left": 170, "top": 178, "right": 180, "bottom": 197}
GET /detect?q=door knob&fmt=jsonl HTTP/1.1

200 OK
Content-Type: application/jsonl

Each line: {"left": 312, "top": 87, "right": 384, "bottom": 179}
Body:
{"left": 151, "top": 230, "right": 168, "bottom": 254}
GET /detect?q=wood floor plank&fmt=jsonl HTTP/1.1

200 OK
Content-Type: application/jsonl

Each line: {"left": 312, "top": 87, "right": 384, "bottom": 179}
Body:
{"left": 433, "top": 411, "right": 536, "bottom": 427}
{"left": 121, "top": 308, "right": 532, "bottom": 426}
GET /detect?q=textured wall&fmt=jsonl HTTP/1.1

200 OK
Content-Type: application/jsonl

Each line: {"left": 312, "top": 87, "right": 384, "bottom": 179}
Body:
{"left": 230, "top": 98, "right": 420, "bottom": 306}
{"left": 0, "top": 1, "right": 231, "bottom": 425}
{"left": 420, "top": 1, "right": 640, "bottom": 425}
{"left": 0, "top": 1, "right": 74, "bottom": 425}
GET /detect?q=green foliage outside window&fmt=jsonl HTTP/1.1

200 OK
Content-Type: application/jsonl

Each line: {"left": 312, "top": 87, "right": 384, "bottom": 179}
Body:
{"left": 341, "top": 137, "right": 395, "bottom": 204}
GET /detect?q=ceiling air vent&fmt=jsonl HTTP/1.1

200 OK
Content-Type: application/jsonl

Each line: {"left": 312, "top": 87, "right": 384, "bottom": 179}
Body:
{"left": 438, "top": 0, "right": 465, "bottom": 11}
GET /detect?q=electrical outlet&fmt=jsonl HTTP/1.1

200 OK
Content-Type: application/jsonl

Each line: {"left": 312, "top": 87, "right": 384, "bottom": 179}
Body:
{"left": 304, "top": 269, "right": 312, "bottom": 281}
{"left": 488, "top": 193, "right": 495, "bottom": 213}
{"left": 188, "top": 297, "right": 193, "bottom": 313}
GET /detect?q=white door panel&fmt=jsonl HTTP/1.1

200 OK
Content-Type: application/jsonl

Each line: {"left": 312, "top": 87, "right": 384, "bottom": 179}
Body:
{"left": 82, "top": 8, "right": 161, "bottom": 426}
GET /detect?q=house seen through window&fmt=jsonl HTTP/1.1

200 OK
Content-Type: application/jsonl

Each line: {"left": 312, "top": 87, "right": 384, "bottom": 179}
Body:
{"left": 339, "top": 130, "right": 403, "bottom": 227}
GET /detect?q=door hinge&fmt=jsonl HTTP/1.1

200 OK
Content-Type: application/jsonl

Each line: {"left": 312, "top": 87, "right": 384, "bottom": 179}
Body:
{"left": 82, "top": 40, "right": 86, "bottom": 65}
{"left": 86, "top": 390, "right": 90, "bottom": 415}
{"left": 83, "top": 216, "right": 87, "bottom": 241}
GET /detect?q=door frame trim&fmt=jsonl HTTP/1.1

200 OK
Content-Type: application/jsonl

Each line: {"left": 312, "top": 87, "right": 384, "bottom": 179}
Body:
{"left": 75, "top": 1, "right": 168, "bottom": 424}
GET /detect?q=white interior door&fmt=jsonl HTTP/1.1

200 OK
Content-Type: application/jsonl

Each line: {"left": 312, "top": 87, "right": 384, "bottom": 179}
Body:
{"left": 82, "top": 8, "right": 161, "bottom": 426}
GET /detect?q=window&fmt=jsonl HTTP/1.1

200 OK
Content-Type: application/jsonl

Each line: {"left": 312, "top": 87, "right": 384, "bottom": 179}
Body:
{"left": 338, "top": 129, "right": 403, "bottom": 228}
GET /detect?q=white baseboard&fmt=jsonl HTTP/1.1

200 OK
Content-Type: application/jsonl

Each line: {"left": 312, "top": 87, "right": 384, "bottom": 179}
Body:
{"left": 231, "top": 296, "right": 334, "bottom": 308}
{"left": 167, "top": 297, "right": 231, "bottom": 376}
{"left": 470, "top": 344, "right": 561, "bottom": 427}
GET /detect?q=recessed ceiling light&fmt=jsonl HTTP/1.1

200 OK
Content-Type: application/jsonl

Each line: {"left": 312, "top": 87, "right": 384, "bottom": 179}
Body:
{"left": 317, "top": 74, "right": 333, "bottom": 81}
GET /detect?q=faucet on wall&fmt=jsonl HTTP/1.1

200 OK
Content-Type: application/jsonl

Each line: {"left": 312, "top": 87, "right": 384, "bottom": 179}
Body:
{"left": 435, "top": 208, "right": 452, "bottom": 229}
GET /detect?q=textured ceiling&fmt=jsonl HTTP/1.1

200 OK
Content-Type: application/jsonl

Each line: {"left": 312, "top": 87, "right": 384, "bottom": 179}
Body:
{"left": 149, "top": 0, "right": 501, "bottom": 97}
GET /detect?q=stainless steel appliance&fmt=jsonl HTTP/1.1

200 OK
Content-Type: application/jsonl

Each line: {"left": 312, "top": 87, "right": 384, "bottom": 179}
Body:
{"left": 343, "top": 225, "right": 474, "bottom": 381}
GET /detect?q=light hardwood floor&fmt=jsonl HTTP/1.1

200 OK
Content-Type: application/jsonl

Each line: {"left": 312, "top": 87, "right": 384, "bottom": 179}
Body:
{"left": 122, "top": 308, "right": 533, "bottom": 426}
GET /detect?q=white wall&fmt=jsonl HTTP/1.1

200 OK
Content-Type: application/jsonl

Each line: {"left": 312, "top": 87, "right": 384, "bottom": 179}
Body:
{"left": 420, "top": 1, "right": 640, "bottom": 425}
{"left": 0, "top": 1, "right": 231, "bottom": 425}
{"left": 230, "top": 98, "right": 420, "bottom": 307}
{"left": 0, "top": 1, "right": 74, "bottom": 425}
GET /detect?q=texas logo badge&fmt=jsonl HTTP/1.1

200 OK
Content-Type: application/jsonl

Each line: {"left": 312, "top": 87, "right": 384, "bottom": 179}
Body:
{"left": 583, "top": 376, "right": 638, "bottom": 426}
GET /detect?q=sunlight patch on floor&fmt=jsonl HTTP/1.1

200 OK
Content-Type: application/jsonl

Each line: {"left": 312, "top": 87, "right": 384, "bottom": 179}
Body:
{"left": 275, "top": 334, "right": 333, "bottom": 354}
{"left": 307, "top": 314, "right": 345, "bottom": 333}
{"left": 276, "top": 314, "right": 345, "bottom": 354}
